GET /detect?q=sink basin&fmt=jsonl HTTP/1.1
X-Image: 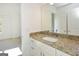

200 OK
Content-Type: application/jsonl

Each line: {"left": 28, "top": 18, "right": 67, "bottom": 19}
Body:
{"left": 42, "top": 37, "right": 58, "bottom": 42}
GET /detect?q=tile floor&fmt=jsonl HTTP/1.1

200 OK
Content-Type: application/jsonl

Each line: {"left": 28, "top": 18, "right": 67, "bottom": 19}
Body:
{"left": 0, "top": 37, "right": 22, "bottom": 56}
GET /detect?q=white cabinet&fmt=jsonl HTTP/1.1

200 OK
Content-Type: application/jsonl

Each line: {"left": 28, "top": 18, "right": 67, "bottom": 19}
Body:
{"left": 55, "top": 49, "right": 70, "bottom": 56}
{"left": 30, "top": 39, "right": 42, "bottom": 56}
{"left": 40, "top": 42, "right": 55, "bottom": 56}
{"left": 30, "top": 38, "right": 70, "bottom": 56}
{"left": 30, "top": 38, "right": 55, "bottom": 56}
{"left": 30, "top": 46, "right": 42, "bottom": 56}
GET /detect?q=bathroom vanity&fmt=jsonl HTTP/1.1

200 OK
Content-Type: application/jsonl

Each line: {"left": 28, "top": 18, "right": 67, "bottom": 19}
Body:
{"left": 30, "top": 31, "right": 79, "bottom": 56}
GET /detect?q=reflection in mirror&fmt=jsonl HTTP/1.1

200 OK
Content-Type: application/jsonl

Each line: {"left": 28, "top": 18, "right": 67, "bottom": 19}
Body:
{"left": 49, "top": 3, "right": 79, "bottom": 36}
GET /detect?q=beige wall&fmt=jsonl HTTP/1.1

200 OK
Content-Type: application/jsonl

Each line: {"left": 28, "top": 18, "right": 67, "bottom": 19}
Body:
{"left": 21, "top": 3, "right": 43, "bottom": 55}
{"left": 41, "top": 4, "right": 52, "bottom": 31}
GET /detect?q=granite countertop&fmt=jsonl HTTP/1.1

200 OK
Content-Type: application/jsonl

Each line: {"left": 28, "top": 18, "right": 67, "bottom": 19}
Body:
{"left": 30, "top": 31, "right": 79, "bottom": 56}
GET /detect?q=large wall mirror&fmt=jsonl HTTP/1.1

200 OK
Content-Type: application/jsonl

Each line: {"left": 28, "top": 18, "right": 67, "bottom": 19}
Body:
{"left": 49, "top": 3, "right": 79, "bottom": 36}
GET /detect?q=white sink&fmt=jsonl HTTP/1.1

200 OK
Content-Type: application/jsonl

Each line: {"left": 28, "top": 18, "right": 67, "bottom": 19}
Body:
{"left": 42, "top": 37, "right": 58, "bottom": 42}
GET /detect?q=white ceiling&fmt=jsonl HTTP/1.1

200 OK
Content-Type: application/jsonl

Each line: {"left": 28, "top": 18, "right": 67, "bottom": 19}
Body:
{"left": 53, "top": 3, "right": 70, "bottom": 8}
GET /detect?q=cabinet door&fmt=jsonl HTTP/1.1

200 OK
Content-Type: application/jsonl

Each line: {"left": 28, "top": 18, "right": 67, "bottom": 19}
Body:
{"left": 30, "top": 46, "right": 42, "bottom": 56}
{"left": 68, "top": 7, "right": 79, "bottom": 36}
{"left": 40, "top": 42, "right": 55, "bottom": 56}
{"left": 30, "top": 39, "right": 42, "bottom": 56}
{"left": 55, "top": 49, "right": 70, "bottom": 56}
{"left": 54, "top": 9, "right": 67, "bottom": 34}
